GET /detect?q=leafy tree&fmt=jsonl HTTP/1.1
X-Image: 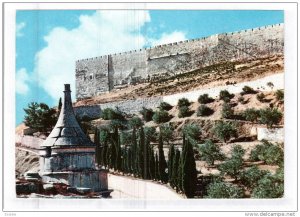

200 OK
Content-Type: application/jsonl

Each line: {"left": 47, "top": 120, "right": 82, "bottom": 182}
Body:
{"left": 221, "top": 103, "right": 234, "bottom": 119}
{"left": 206, "top": 181, "right": 244, "bottom": 198}
{"left": 241, "top": 86, "right": 256, "bottom": 95}
{"left": 159, "top": 124, "right": 173, "bottom": 144}
{"left": 242, "top": 108, "right": 260, "bottom": 123}
{"left": 212, "top": 121, "right": 237, "bottom": 143}
{"left": 182, "top": 136, "right": 197, "bottom": 198}
{"left": 239, "top": 166, "right": 269, "bottom": 189}
{"left": 139, "top": 107, "right": 154, "bottom": 122}
{"left": 197, "top": 105, "right": 214, "bottom": 117}
{"left": 177, "top": 98, "right": 191, "bottom": 107}
{"left": 275, "top": 90, "right": 284, "bottom": 102}
{"left": 219, "top": 90, "right": 234, "bottom": 102}
{"left": 238, "top": 96, "right": 247, "bottom": 104}
{"left": 149, "top": 147, "right": 156, "bottom": 180}
{"left": 178, "top": 105, "right": 192, "bottom": 118}
{"left": 101, "top": 108, "right": 125, "bottom": 120}
{"left": 129, "top": 116, "right": 143, "bottom": 129}
{"left": 251, "top": 172, "right": 284, "bottom": 198}
{"left": 158, "top": 133, "right": 168, "bottom": 183}
{"left": 198, "top": 94, "right": 214, "bottom": 104}
{"left": 198, "top": 140, "right": 225, "bottom": 166}
{"left": 183, "top": 124, "right": 201, "bottom": 146}
{"left": 158, "top": 102, "right": 173, "bottom": 111}
{"left": 153, "top": 109, "right": 171, "bottom": 124}
{"left": 144, "top": 126, "right": 157, "bottom": 143}
{"left": 250, "top": 140, "right": 283, "bottom": 165}
{"left": 259, "top": 108, "right": 282, "bottom": 128}
{"left": 120, "top": 131, "right": 133, "bottom": 146}
{"left": 218, "top": 145, "right": 244, "bottom": 180}
{"left": 23, "top": 102, "right": 57, "bottom": 132}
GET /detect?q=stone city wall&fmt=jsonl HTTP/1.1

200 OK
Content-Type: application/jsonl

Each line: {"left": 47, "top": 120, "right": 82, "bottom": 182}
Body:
{"left": 75, "top": 24, "right": 283, "bottom": 99}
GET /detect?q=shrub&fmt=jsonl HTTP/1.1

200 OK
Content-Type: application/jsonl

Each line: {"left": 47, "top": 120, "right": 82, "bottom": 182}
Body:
{"left": 231, "top": 145, "right": 245, "bottom": 159}
{"left": 183, "top": 124, "right": 201, "bottom": 145}
{"left": 275, "top": 90, "right": 284, "bottom": 101}
{"left": 139, "top": 107, "right": 154, "bottom": 122}
{"left": 198, "top": 140, "right": 225, "bottom": 166}
{"left": 238, "top": 96, "right": 247, "bottom": 104}
{"left": 249, "top": 140, "right": 283, "bottom": 165}
{"left": 239, "top": 166, "right": 269, "bottom": 188}
{"left": 101, "top": 108, "right": 125, "bottom": 120}
{"left": 241, "top": 85, "right": 256, "bottom": 95}
{"left": 152, "top": 109, "right": 171, "bottom": 124}
{"left": 251, "top": 173, "right": 284, "bottom": 198}
{"left": 177, "top": 98, "right": 191, "bottom": 107}
{"left": 197, "top": 105, "right": 214, "bottom": 117}
{"left": 159, "top": 124, "right": 173, "bottom": 144}
{"left": 158, "top": 102, "right": 173, "bottom": 111}
{"left": 144, "top": 126, "right": 157, "bottom": 142}
{"left": 259, "top": 108, "right": 282, "bottom": 128}
{"left": 221, "top": 103, "right": 234, "bottom": 119}
{"left": 206, "top": 181, "right": 244, "bottom": 198}
{"left": 128, "top": 116, "right": 143, "bottom": 129}
{"left": 213, "top": 121, "right": 237, "bottom": 143}
{"left": 256, "top": 93, "right": 265, "bottom": 102}
{"left": 242, "top": 108, "right": 260, "bottom": 123}
{"left": 178, "top": 106, "right": 192, "bottom": 118}
{"left": 218, "top": 156, "right": 243, "bottom": 180}
{"left": 219, "top": 90, "right": 234, "bottom": 102}
{"left": 198, "top": 94, "right": 214, "bottom": 104}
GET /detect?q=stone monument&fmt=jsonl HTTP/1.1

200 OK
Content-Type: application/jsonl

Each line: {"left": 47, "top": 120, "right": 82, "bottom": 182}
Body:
{"left": 39, "top": 84, "right": 109, "bottom": 193}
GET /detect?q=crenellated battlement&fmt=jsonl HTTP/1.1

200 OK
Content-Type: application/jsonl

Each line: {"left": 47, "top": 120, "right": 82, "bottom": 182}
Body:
{"left": 75, "top": 23, "right": 284, "bottom": 100}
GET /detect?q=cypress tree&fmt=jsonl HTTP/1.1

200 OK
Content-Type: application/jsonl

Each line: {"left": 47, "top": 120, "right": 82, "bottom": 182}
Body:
{"left": 149, "top": 146, "right": 155, "bottom": 180}
{"left": 171, "top": 149, "right": 180, "bottom": 189}
{"left": 158, "top": 132, "right": 168, "bottom": 183}
{"left": 182, "top": 138, "right": 197, "bottom": 198}
{"left": 110, "top": 128, "right": 118, "bottom": 170}
{"left": 132, "top": 127, "right": 138, "bottom": 176}
{"left": 138, "top": 127, "right": 145, "bottom": 178}
{"left": 155, "top": 152, "right": 159, "bottom": 181}
{"left": 116, "top": 134, "right": 122, "bottom": 171}
{"left": 177, "top": 133, "right": 186, "bottom": 192}
{"left": 168, "top": 144, "right": 175, "bottom": 182}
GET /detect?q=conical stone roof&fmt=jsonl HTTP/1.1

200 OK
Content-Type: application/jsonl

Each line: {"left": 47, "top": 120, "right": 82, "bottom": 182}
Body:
{"left": 41, "top": 84, "right": 94, "bottom": 147}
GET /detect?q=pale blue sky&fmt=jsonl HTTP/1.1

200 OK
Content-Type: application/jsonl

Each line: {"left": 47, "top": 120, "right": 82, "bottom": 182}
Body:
{"left": 16, "top": 10, "right": 284, "bottom": 125}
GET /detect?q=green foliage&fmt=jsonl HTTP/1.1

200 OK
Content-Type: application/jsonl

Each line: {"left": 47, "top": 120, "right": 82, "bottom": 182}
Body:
{"left": 153, "top": 109, "right": 171, "bottom": 124}
{"left": 57, "top": 97, "right": 62, "bottom": 112}
{"left": 249, "top": 140, "right": 283, "bottom": 165}
{"left": 197, "top": 105, "right": 214, "bottom": 117}
{"left": 206, "top": 181, "right": 244, "bottom": 198}
{"left": 183, "top": 124, "right": 201, "bottom": 146}
{"left": 231, "top": 145, "right": 245, "bottom": 159}
{"left": 259, "top": 108, "right": 282, "bottom": 128}
{"left": 238, "top": 96, "right": 247, "bottom": 104}
{"left": 101, "top": 108, "right": 125, "bottom": 120}
{"left": 198, "top": 140, "right": 225, "bottom": 166}
{"left": 239, "top": 166, "right": 269, "bottom": 188}
{"left": 242, "top": 108, "right": 260, "bottom": 122}
{"left": 144, "top": 126, "right": 157, "bottom": 142}
{"left": 139, "top": 107, "right": 154, "bottom": 122}
{"left": 221, "top": 103, "right": 234, "bottom": 119}
{"left": 256, "top": 92, "right": 265, "bottom": 102}
{"left": 275, "top": 90, "right": 284, "bottom": 101}
{"left": 23, "top": 102, "right": 57, "bottom": 132}
{"left": 218, "top": 156, "right": 243, "bottom": 180}
{"left": 159, "top": 124, "right": 173, "bottom": 144}
{"left": 168, "top": 144, "right": 175, "bottom": 181}
{"left": 120, "top": 131, "right": 133, "bottom": 146}
{"left": 178, "top": 105, "right": 192, "bottom": 118}
{"left": 158, "top": 102, "right": 173, "bottom": 111}
{"left": 158, "top": 133, "right": 168, "bottom": 183}
{"left": 241, "top": 85, "right": 257, "bottom": 95}
{"left": 198, "top": 94, "right": 214, "bottom": 104}
{"left": 219, "top": 90, "right": 234, "bottom": 102}
{"left": 251, "top": 172, "right": 284, "bottom": 198}
{"left": 212, "top": 121, "right": 237, "bottom": 143}
{"left": 177, "top": 98, "right": 191, "bottom": 107}
{"left": 171, "top": 149, "right": 180, "bottom": 189}
{"left": 182, "top": 136, "right": 197, "bottom": 198}
{"left": 128, "top": 116, "right": 143, "bottom": 129}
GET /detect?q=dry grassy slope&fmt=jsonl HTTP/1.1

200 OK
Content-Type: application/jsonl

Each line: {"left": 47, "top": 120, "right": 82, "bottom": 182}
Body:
{"left": 15, "top": 148, "right": 39, "bottom": 177}
{"left": 75, "top": 55, "right": 283, "bottom": 106}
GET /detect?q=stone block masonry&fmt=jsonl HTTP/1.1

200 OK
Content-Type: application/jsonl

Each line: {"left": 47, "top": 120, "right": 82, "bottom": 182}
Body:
{"left": 76, "top": 24, "right": 283, "bottom": 99}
